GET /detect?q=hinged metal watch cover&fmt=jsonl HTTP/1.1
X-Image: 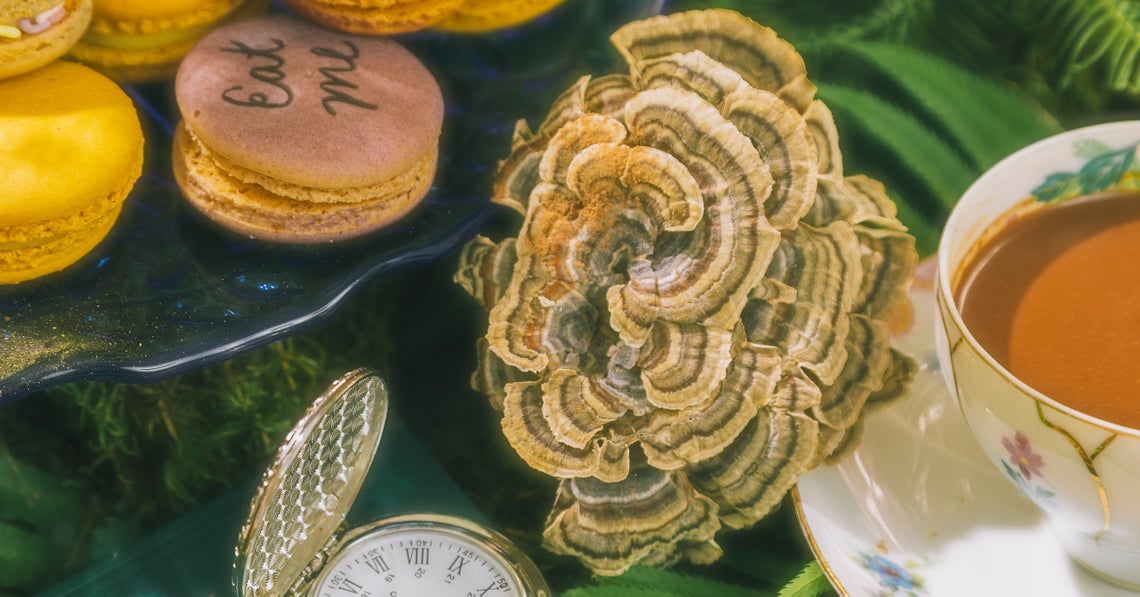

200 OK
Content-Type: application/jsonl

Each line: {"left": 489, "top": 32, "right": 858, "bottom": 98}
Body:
{"left": 233, "top": 368, "right": 389, "bottom": 596}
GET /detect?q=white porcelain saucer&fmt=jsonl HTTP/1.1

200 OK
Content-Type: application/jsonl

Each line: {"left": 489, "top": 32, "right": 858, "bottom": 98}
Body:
{"left": 794, "top": 263, "right": 1137, "bottom": 597}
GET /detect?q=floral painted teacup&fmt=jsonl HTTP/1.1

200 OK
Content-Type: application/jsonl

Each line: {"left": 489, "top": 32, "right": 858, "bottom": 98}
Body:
{"left": 935, "top": 121, "right": 1140, "bottom": 588}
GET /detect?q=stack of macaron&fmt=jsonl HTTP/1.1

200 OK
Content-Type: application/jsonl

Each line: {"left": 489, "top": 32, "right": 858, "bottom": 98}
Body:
{"left": 171, "top": 14, "right": 445, "bottom": 243}
{"left": 0, "top": 61, "right": 144, "bottom": 284}
{"left": 69, "top": 0, "right": 270, "bottom": 82}
{"left": 1, "top": 0, "right": 569, "bottom": 283}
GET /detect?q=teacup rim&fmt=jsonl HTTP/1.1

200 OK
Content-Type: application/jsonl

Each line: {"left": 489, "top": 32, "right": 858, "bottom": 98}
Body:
{"left": 936, "top": 119, "right": 1140, "bottom": 439}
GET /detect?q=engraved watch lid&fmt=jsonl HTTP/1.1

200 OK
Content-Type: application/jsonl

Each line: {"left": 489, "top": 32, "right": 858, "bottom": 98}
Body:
{"left": 234, "top": 368, "right": 389, "bottom": 596}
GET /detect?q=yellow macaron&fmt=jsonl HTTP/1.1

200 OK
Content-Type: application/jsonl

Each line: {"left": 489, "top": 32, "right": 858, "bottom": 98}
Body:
{"left": 0, "top": 61, "right": 144, "bottom": 285}
{"left": 434, "top": 0, "right": 568, "bottom": 32}
{"left": 0, "top": 0, "right": 93, "bottom": 80}
{"left": 69, "top": 0, "right": 268, "bottom": 82}
{"left": 279, "top": 0, "right": 567, "bottom": 35}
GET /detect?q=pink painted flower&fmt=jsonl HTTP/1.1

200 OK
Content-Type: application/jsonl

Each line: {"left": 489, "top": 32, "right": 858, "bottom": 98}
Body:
{"left": 1001, "top": 432, "right": 1044, "bottom": 480}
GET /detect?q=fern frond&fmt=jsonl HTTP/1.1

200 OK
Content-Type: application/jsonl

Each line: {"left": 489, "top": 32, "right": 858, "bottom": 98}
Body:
{"left": 1028, "top": 0, "right": 1140, "bottom": 93}
{"left": 813, "top": 82, "right": 968, "bottom": 255}
{"left": 888, "top": 192, "right": 940, "bottom": 258}
{"left": 802, "top": 0, "right": 934, "bottom": 48}
{"left": 815, "top": 82, "right": 974, "bottom": 213}
{"left": 666, "top": 0, "right": 933, "bottom": 48}
{"left": 833, "top": 42, "right": 1061, "bottom": 169}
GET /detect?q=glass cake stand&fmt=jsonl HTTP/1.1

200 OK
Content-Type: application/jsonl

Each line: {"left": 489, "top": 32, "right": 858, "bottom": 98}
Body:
{"left": 0, "top": 1, "right": 662, "bottom": 405}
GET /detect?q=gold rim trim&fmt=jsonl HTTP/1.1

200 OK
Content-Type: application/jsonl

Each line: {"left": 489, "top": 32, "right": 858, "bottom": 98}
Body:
{"left": 790, "top": 486, "right": 851, "bottom": 597}
{"left": 936, "top": 291, "right": 974, "bottom": 432}
{"left": 1073, "top": 555, "right": 1140, "bottom": 591}
{"left": 934, "top": 284, "right": 1140, "bottom": 439}
{"left": 1035, "top": 401, "right": 1116, "bottom": 541}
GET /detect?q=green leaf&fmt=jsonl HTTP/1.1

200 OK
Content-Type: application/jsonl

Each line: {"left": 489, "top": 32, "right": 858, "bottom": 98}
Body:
{"left": 562, "top": 567, "right": 769, "bottom": 597}
{"left": 816, "top": 82, "right": 975, "bottom": 213}
{"left": 562, "top": 587, "right": 687, "bottom": 597}
{"left": 889, "top": 191, "right": 941, "bottom": 257}
{"left": 0, "top": 447, "right": 83, "bottom": 531}
{"left": 776, "top": 561, "right": 834, "bottom": 597}
{"left": 830, "top": 41, "right": 1061, "bottom": 170}
{"left": 667, "top": 0, "right": 929, "bottom": 44}
{"left": 719, "top": 545, "right": 807, "bottom": 586}
{"left": 1027, "top": 0, "right": 1140, "bottom": 93}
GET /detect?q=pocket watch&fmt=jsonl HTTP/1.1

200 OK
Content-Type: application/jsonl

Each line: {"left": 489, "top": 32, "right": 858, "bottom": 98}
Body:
{"left": 233, "top": 368, "right": 551, "bottom": 597}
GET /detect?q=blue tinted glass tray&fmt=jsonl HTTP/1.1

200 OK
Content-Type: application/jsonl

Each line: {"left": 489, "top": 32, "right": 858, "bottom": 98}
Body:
{"left": 0, "top": 1, "right": 662, "bottom": 405}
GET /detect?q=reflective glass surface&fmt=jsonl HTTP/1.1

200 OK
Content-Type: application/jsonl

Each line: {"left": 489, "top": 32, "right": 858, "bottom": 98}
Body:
{"left": 0, "top": 1, "right": 660, "bottom": 404}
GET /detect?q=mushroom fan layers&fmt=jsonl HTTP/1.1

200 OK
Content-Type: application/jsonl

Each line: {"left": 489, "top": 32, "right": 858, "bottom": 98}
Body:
{"left": 456, "top": 9, "right": 918, "bottom": 575}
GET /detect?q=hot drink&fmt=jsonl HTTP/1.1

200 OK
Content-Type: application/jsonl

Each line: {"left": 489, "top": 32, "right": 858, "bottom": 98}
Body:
{"left": 955, "top": 190, "right": 1140, "bottom": 429}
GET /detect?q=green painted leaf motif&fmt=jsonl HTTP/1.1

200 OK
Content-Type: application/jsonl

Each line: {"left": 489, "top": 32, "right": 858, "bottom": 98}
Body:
{"left": 1031, "top": 172, "right": 1082, "bottom": 203}
{"left": 1074, "top": 139, "right": 1113, "bottom": 159}
{"left": 1077, "top": 145, "right": 1136, "bottom": 194}
{"left": 1000, "top": 459, "right": 1029, "bottom": 489}
{"left": 1032, "top": 144, "right": 1138, "bottom": 202}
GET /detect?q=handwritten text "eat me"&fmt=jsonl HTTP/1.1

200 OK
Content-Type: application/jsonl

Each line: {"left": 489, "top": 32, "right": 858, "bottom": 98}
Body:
{"left": 220, "top": 38, "right": 379, "bottom": 116}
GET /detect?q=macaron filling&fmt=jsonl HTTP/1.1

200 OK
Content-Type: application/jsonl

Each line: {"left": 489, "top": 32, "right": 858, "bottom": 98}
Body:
{"left": 0, "top": 190, "right": 125, "bottom": 283}
{"left": 79, "top": 19, "right": 220, "bottom": 50}
{"left": 187, "top": 128, "right": 436, "bottom": 205}
{"left": 174, "top": 123, "right": 437, "bottom": 242}
{"left": 0, "top": 3, "right": 67, "bottom": 39}
{"left": 86, "top": 0, "right": 246, "bottom": 35}
{"left": 280, "top": 0, "right": 463, "bottom": 34}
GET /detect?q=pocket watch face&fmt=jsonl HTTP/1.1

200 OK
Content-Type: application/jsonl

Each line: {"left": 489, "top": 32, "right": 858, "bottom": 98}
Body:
{"left": 311, "top": 515, "right": 550, "bottom": 597}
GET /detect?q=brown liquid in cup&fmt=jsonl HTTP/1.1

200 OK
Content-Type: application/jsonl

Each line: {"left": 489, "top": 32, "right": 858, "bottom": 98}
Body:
{"left": 955, "top": 190, "right": 1140, "bottom": 429}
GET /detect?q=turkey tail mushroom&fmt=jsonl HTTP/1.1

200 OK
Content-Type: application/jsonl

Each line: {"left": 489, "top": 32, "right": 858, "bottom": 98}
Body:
{"left": 455, "top": 8, "right": 917, "bottom": 575}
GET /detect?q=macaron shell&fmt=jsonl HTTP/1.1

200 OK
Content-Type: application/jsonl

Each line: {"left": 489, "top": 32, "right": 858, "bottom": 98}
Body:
{"left": 176, "top": 15, "right": 443, "bottom": 189}
{"left": 90, "top": 0, "right": 241, "bottom": 26}
{"left": 172, "top": 123, "right": 437, "bottom": 243}
{"left": 70, "top": 0, "right": 268, "bottom": 82}
{"left": 278, "top": 0, "right": 464, "bottom": 34}
{"left": 0, "top": 60, "right": 143, "bottom": 226}
{"left": 0, "top": 203, "right": 122, "bottom": 285}
{"left": 0, "top": 0, "right": 93, "bottom": 80}
{"left": 434, "top": 0, "right": 567, "bottom": 32}
{"left": 68, "top": 35, "right": 211, "bottom": 81}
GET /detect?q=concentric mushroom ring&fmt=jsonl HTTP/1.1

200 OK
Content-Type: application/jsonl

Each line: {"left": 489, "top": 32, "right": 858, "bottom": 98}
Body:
{"left": 456, "top": 9, "right": 917, "bottom": 575}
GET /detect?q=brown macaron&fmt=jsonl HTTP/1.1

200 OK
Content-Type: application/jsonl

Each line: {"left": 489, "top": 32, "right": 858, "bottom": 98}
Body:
{"left": 172, "top": 14, "right": 444, "bottom": 243}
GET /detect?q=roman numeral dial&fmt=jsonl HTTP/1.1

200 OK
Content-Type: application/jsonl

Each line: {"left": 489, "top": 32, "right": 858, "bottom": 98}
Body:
{"left": 311, "top": 516, "right": 550, "bottom": 597}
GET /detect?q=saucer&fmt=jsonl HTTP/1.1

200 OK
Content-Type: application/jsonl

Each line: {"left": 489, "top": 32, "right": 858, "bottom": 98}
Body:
{"left": 793, "top": 266, "right": 1136, "bottom": 596}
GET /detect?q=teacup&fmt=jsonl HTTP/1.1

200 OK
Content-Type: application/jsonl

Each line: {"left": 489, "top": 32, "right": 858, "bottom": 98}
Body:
{"left": 936, "top": 121, "right": 1140, "bottom": 588}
